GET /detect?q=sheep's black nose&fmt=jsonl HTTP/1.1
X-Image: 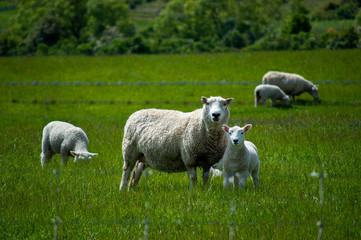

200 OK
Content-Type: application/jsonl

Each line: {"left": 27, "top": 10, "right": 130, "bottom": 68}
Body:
{"left": 212, "top": 113, "right": 221, "bottom": 117}
{"left": 233, "top": 139, "right": 238, "bottom": 143}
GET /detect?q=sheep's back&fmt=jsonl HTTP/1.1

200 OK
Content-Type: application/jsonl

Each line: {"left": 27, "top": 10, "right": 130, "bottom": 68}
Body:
{"left": 263, "top": 71, "right": 308, "bottom": 95}
{"left": 122, "top": 109, "right": 200, "bottom": 172}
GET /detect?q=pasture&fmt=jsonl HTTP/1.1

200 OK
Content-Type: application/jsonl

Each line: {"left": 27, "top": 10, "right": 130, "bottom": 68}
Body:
{"left": 0, "top": 50, "right": 360, "bottom": 239}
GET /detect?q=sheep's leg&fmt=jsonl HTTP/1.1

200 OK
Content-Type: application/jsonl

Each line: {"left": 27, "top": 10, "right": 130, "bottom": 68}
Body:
{"left": 60, "top": 148, "right": 69, "bottom": 166}
{"left": 202, "top": 167, "right": 211, "bottom": 188}
{"left": 261, "top": 98, "right": 266, "bottom": 106}
{"left": 188, "top": 167, "right": 197, "bottom": 189}
{"left": 270, "top": 99, "right": 275, "bottom": 107}
{"left": 41, "top": 152, "right": 54, "bottom": 167}
{"left": 235, "top": 171, "right": 248, "bottom": 190}
{"left": 129, "top": 157, "right": 146, "bottom": 189}
{"left": 41, "top": 135, "right": 54, "bottom": 167}
{"left": 223, "top": 172, "right": 232, "bottom": 189}
{"left": 251, "top": 166, "right": 260, "bottom": 188}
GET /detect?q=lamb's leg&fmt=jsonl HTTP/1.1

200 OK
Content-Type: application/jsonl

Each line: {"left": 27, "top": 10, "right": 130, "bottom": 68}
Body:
{"left": 251, "top": 166, "right": 260, "bottom": 188}
{"left": 41, "top": 133, "right": 53, "bottom": 167}
{"left": 223, "top": 172, "right": 232, "bottom": 189}
{"left": 41, "top": 152, "right": 53, "bottom": 167}
{"left": 59, "top": 147, "right": 69, "bottom": 166}
{"left": 129, "top": 156, "right": 146, "bottom": 189}
{"left": 235, "top": 171, "right": 248, "bottom": 190}
{"left": 261, "top": 98, "right": 266, "bottom": 106}
{"left": 188, "top": 167, "right": 197, "bottom": 189}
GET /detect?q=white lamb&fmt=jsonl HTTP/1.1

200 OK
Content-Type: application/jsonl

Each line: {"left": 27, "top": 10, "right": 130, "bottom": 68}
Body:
{"left": 41, "top": 121, "right": 97, "bottom": 167}
{"left": 213, "top": 124, "right": 259, "bottom": 189}
{"left": 254, "top": 84, "right": 290, "bottom": 107}
{"left": 262, "top": 71, "right": 319, "bottom": 101}
{"left": 120, "top": 96, "right": 234, "bottom": 191}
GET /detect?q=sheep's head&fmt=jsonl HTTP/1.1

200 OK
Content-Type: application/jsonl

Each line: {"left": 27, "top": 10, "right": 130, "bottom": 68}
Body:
{"left": 282, "top": 95, "right": 290, "bottom": 106}
{"left": 312, "top": 85, "right": 319, "bottom": 100}
{"left": 201, "top": 96, "right": 233, "bottom": 123}
{"left": 71, "top": 151, "right": 98, "bottom": 162}
{"left": 222, "top": 124, "right": 252, "bottom": 146}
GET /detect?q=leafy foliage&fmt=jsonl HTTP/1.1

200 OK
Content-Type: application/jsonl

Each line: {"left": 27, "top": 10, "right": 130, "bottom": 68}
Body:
{"left": 0, "top": 0, "right": 360, "bottom": 55}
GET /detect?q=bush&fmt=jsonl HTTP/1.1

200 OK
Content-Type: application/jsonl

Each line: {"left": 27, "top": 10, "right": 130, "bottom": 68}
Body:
{"left": 283, "top": 13, "right": 312, "bottom": 35}
{"left": 325, "top": 27, "right": 359, "bottom": 49}
{"left": 76, "top": 42, "right": 96, "bottom": 55}
{"left": 156, "top": 38, "right": 194, "bottom": 53}
{"left": 0, "top": 31, "right": 19, "bottom": 56}
{"left": 35, "top": 43, "right": 49, "bottom": 56}
{"left": 129, "top": 34, "right": 151, "bottom": 54}
{"left": 222, "top": 30, "right": 245, "bottom": 49}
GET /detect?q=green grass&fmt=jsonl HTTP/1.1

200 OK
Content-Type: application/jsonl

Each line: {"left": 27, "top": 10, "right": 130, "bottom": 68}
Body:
{"left": 1, "top": 50, "right": 361, "bottom": 239}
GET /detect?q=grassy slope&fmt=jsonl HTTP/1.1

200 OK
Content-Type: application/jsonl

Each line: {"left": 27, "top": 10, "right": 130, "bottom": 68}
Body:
{"left": 0, "top": 50, "right": 360, "bottom": 239}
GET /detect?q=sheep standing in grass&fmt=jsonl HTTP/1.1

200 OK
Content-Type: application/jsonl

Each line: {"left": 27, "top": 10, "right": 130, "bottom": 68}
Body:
{"left": 254, "top": 84, "right": 290, "bottom": 107}
{"left": 41, "top": 121, "right": 97, "bottom": 167}
{"left": 214, "top": 124, "right": 259, "bottom": 189}
{"left": 262, "top": 71, "right": 319, "bottom": 101}
{"left": 120, "top": 96, "right": 234, "bottom": 191}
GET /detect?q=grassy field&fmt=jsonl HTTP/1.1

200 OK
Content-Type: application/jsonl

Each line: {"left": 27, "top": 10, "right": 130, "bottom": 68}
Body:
{"left": 1, "top": 50, "right": 361, "bottom": 239}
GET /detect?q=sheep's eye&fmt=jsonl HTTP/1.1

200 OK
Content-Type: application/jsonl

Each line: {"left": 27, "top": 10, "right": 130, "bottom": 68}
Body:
{"left": 241, "top": 132, "right": 244, "bottom": 135}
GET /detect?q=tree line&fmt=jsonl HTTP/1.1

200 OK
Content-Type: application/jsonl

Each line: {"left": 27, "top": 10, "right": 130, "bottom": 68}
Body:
{"left": 1, "top": 0, "right": 361, "bottom": 56}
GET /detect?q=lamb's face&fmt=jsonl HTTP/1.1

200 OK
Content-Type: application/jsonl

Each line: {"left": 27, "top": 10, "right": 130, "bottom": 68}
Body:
{"left": 312, "top": 85, "right": 319, "bottom": 99}
{"left": 71, "top": 151, "right": 98, "bottom": 162}
{"left": 223, "top": 124, "right": 252, "bottom": 146}
{"left": 201, "top": 96, "right": 234, "bottom": 122}
{"left": 283, "top": 96, "right": 290, "bottom": 106}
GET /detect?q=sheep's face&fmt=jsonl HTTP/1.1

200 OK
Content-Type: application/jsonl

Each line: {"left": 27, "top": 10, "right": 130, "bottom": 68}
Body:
{"left": 282, "top": 96, "right": 290, "bottom": 106}
{"left": 223, "top": 124, "right": 252, "bottom": 146}
{"left": 71, "top": 151, "right": 98, "bottom": 162}
{"left": 312, "top": 85, "right": 319, "bottom": 99}
{"left": 201, "top": 96, "right": 234, "bottom": 122}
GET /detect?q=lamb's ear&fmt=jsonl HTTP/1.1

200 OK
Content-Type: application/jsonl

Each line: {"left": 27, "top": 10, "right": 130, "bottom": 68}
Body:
{"left": 222, "top": 124, "right": 230, "bottom": 133}
{"left": 70, "top": 151, "right": 78, "bottom": 157}
{"left": 201, "top": 96, "right": 208, "bottom": 104}
{"left": 243, "top": 124, "right": 252, "bottom": 132}
{"left": 225, "top": 98, "right": 234, "bottom": 105}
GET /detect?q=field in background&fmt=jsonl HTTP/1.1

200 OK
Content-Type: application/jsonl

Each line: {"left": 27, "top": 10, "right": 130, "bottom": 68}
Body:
{"left": 0, "top": 50, "right": 360, "bottom": 239}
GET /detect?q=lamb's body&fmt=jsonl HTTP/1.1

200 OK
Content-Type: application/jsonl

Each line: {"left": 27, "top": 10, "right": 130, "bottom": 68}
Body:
{"left": 254, "top": 84, "right": 290, "bottom": 107}
{"left": 262, "top": 71, "right": 318, "bottom": 101}
{"left": 215, "top": 125, "right": 259, "bottom": 189}
{"left": 120, "top": 96, "right": 233, "bottom": 191}
{"left": 41, "top": 121, "right": 97, "bottom": 166}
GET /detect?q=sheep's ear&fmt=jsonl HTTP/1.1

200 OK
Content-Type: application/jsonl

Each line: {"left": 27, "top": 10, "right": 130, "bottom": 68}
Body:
{"left": 243, "top": 124, "right": 252, "bottom": 132}
{"left": 90, "top": 153, "right": 98, "bottom": 156}
{"left": 70, "top": 151, "right": 78, "bottom": 157}
{"left": 222, "top": 125, "right": 229, "bottom": 133}
{"left": 201, "top": 96, "right": 208, "bottom": 104}
{"left": 225, "top": 98, "right": 234, "bottom": 105}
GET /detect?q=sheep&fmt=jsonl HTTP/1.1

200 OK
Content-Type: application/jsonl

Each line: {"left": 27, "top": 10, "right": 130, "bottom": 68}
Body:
{"left": 262, "top": 71, "right": 319, "bottom": 101}
{"left": 213, "top": 124, "right": 259, "bottom": 189}
{"left": 254, "top": 84, "right": 290, "bottom": 107}
{"left": 41, "top": 121, "right": 97, "bottom": 167}
{"left": 120, "top": 96, "right": 234, "bottom": 191}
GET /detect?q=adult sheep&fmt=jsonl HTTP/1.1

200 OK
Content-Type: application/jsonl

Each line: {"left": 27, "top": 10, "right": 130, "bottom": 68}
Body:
{"left": 262, "top": 71, "right": 319, "bottom": 101}
{"left": 120, "top": 96, "right": 234, "bottom": 191}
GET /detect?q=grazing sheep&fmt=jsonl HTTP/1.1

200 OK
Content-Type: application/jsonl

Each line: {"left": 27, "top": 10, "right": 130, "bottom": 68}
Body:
{"left": 41, "top": 121, "right": 97, "bottom": 167}
{"left": 254, "top": 84, "right": 290, "bottom": 107}
{"left": 120, "top": 96, "right": 234, "bottom": 191}
{"left": 213, "top": 124, "right": 259, "bottom": 189}
{"left": 262, "top": 71, "right": 319, "bottom": 101}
